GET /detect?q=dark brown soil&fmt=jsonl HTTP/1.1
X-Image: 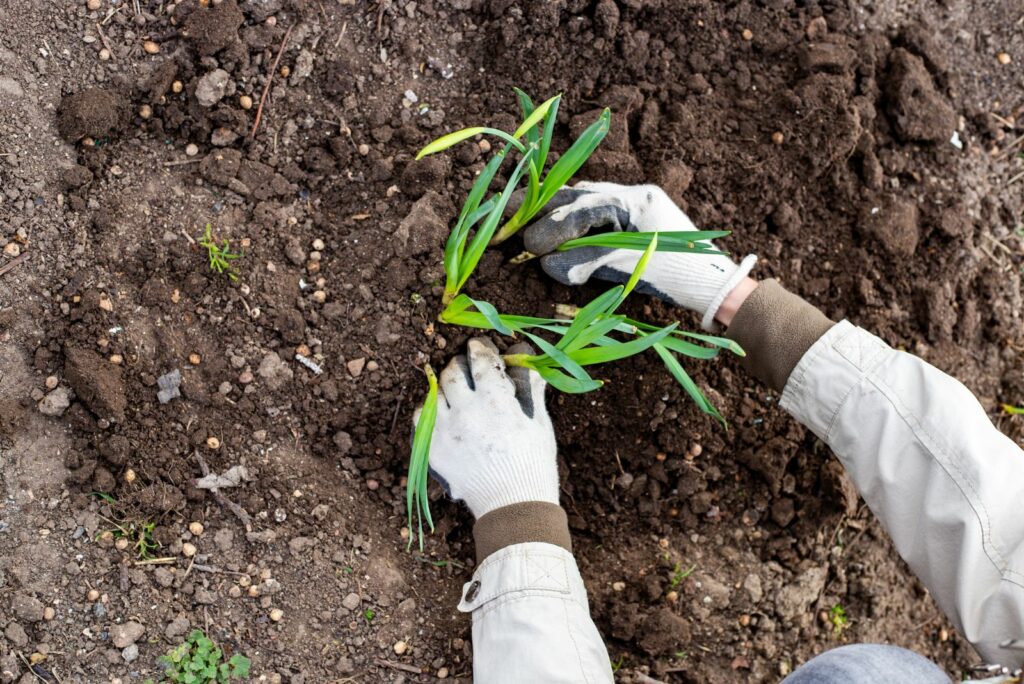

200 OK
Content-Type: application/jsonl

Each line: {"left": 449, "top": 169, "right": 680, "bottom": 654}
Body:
{"left": 1, "top": 0, "right": 1022, "bottom": 682}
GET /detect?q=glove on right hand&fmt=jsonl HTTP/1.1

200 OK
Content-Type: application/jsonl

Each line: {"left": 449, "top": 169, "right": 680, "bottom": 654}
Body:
{"left": 522, "top": 182, "right": 757, "bottom": 330}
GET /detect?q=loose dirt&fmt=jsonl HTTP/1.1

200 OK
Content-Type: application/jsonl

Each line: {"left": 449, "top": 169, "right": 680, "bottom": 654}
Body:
{"left": 1, "top": 0, "right": 1022, "bottom": 682}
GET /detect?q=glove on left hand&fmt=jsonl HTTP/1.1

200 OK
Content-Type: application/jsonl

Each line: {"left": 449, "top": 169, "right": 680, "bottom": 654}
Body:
{"left": 416, "top": 338, "right": 558, "bottom": 519}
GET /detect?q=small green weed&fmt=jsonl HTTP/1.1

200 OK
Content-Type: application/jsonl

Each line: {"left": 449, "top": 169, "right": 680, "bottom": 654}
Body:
{"left": 828, "top": 604, "right": 849, "bottom": 637}
{"left": 610, "top": 655, "right": 626, "bottom": 672}
{"left": 669, "top": 563, "right": 696, "bottom": 590}
{"left": 147, "top": 629, "right": 250, "bottom": 684}
{"left": 1002, "top": 404, "right": 1024, "bottom": 416}
{"left": 363, "top": 609, "right": 376, "bottom": 622}
{"left": 98, "top": 517, "right": 159, "bottom": 561}
{"left": 198, "top": 224, "right": 242, "bottom": 281}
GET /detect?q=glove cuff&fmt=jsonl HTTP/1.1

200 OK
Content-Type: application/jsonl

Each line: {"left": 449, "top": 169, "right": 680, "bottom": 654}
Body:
{"left": 700, "top": 254, "right": 758, "bottom": 331}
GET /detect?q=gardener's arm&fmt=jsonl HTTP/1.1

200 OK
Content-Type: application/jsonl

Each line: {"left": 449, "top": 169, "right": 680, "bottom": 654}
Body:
{"left": 523, "top": 182, "right": 1024, "bottom": 667}
{"left": 421, "top": 339, "right": 613, "bottom": 684}
{"left": 726, "top": 280, "right": 1024, "bottom": 668}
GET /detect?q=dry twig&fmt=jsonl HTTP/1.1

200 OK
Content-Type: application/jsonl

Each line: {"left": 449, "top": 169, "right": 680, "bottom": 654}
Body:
{"left": 250, "top": 25, "right": 294, "bottom": 138}
{"left": 0, "top": 252, "right": 30, "bottom": 279}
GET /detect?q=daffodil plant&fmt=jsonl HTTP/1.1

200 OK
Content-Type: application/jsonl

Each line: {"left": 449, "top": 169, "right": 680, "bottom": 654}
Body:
{"left": 406, "top": 91, "right": 743, "bottom": 549}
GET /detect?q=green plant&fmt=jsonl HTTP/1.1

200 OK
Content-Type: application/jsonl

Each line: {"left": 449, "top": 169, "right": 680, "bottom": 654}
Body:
{"left": 98, "top": 517, "right": 159, "bottom": 560}
{"left": 149, "top": 629, "right": 250, "bottom": 683}
{"left": 198, "top": 223, "right": 242, "bottom": 281}
{"left": 669, "top": 562, "right": 696, "bottom": 590}
{"left": 828, "top": 603, "right": 849, "bottom": 637}
{"left": 406, "top": 91, "right": 744, "bottom": 549}
{"left": 610, "top": 655, "right": 626, "bottom": 672}
{"left": 1003, "top": 404, "right": 1024, "bottom": 415}
{"left": 363, "top": 608, "right": 376, "bottom": 622}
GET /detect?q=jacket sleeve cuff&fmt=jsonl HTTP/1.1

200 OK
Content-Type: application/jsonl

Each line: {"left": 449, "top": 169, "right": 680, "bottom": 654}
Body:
{"left": 473, "top": 501, "right": 572, "bottom": 565}
{"left": 726, "top": 279, "right": 835, "bottom": 392}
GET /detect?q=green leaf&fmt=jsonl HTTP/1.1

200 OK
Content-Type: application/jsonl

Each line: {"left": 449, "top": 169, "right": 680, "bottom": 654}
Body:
{"left": 444, "top": 149, "right": 508, "bottom": 288}
{"left": 513, "top": 94, "right": 559, "bottom": 140}
{"left": 561, "top": 315, "right": 626, "bottom": 353}
{"left": 537, "top": 95, "right": 561, "bottom": 172}
{"left": 674, "top": 331, "right": 745, "bottom": 357}
{"left": 621, "top": 232, "right": 658, "bottom": 301}
{"left": 537, "top": 108, "right": 610, "bottom": 208}
{"left": 522, "top": 331, "right": 594, "bottom": 383}
{"left": 468, "top": 297, "right": 516, "bottom": 336}
{"left": 534, "top": 364, "right": 603, "bottom": 393}
{"left": 570, "top": 323, "right": 677, "bottom": 366}
{"left": 229, "top": 654, "right": 250, "bottom": 678}
{"left": 557, "top": 230, "right": 731, "bottom": 253}
{"left": 456, "top": 147, "right": 536, "bottom": 291}
{"left": 407, "top": 366, "right": 439, "bottom": 550}
{"left": 513, "top": 88, "right": 539, "bottom": 148}
{"left": 654, "top": 343, "right": 725, "bottom": 426}
{"left": 416, "top": 127, "right": 486, "bottom": 158}
{"left": 557, "top": 285, "right": 624, "bottom": 350}
{"left": 654, "top": 335, "right": 720, "bottom": 360}
{"left": 1003, "top": 404, "right": 1024, "bottom": 415}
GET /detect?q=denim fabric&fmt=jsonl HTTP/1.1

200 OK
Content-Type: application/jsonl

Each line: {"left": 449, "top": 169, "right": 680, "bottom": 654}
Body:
{"left": 783, "top": 645, "right": 952, "bottom": 684}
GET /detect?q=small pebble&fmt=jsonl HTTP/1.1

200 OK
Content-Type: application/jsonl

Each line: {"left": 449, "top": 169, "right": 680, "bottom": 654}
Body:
{"left": 124, "top": 468, "right": 136, "bottom": 483}
{"left": 185, "top": 143, "right": 199, "bottom": 157}
{"left": 171, "top": 80, "right": 183, "bottom": 93}
{"left": 206, "top": 436, "right": 220, "bottom": 450}
{"left": 182, "top": 542, "right": 197, "bottom": 557}
{"left": 612, "top": 581, "right": 626, "bottom": 592}
{"left": 739, "top": 614, "right": 751, "bottom": 627}
{"left": 393, "top": 640, "right": 408, "bottom": 655}
{"left": 43, "top": 607, "right": 55, "bottom": 621}
{"left": 771, "top": 131, "right": 785, "bottom": 145}
{"left": 143, "top": 40, "right": 160, "bottom": 54}
{"left": 3, "top": 242, "right": 20, "bottom": 257}
{"left": 437, "top": 667, "right": 449, "bottom": 679}
{"left": 45, "top": 376, "right": 59, "bottom": 390}
{"left": 248, "top": 585, "right": 259, "bottom": 597}
{"left": 939, "top": 628, "right": 949, "bottom": 642}
{"left": 189, "top": 522, "right": 204, "bottom": 536}
{"left": 228, "top": 585, "right": 242, "bottom": 598}
{"left": 86, "top": 0, "right": 101, "bottom": 9}
{"left": 109, "top": 354, "right": 123, "bottom": 365}
{"left": 690, "top": 443, "right": 703, "bottom": 457}
{"left": 239, "top": 94, "right": 253, "bottom": 109}
{"left": 478, "top": 139, "right": 491, "bottom": 153}
{"left": 115, "top": 537, "right": 129, "bottom": 551}
{"left": 279, "top": 65, "right": 290, "bottom": 78}
{"left": 139, "top": 104, "right": 152, "bottom": 119}
{"left": 357, "top": 143, "right": 370, "bottom": 156}
{"left": 311, "top": 238, "right": 325, "bottom": 251}
{"left": 270, "top": 608, "right": 284, "bottom": 622}
{"left": 741, "top": 28, "right": 753, "bottom": 41}
{"left": 779, "top": 661, "right": 791, "bottom": 676}
{"left": 87, "top": 589, "right": 100, "bottom": 601}
{"left": 658, "top": 538, "right": 669, "bottom": 549}
{"left": 312, "top": 290, "right": 326, "bottom": 303}
{"left": 366, "top": 360, "right": 379, "bottom": 372}
{"left": 665, "top": 590, "right": 679, "bottom": 603}
{"left": 99, "top": 48, "right": 111, "bottom": 61}
{"left": 189, "top": 353, "right": 201, "bottom": 365}
{"left": 997, "top": 52, "right": 1012, "bottom": 65}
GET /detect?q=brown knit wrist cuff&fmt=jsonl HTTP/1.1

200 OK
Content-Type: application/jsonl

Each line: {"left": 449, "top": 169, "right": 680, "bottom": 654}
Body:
{"left": 473, "top": 501, "right": 572, "bottom": 564}
{"left": 726, "top": 279, "right": 835, "bottom": 392}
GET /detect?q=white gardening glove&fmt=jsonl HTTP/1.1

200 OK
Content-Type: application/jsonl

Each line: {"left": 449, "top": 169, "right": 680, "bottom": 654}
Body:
{"left": 522, "top": 181, "right": 758, "bottom": 330}
{"left": 419, "top": 338, "right": 558, "bottom": 519}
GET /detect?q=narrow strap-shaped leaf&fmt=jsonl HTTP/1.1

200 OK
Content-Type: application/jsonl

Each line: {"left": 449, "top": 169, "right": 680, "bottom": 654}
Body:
{"left": 513, "top": 88, "right": 539, "bottom": 148}
{"left": 570, "top": 323, "right": 677, "bottom": 366}
{"left": 407, "top": 366, "right": 439, "bottom": 550}
{"left": 538, "top": 108, "right": 610, "bottom": 208}
{"left": 534, "top": 364, "right": 603, "bottom": 394}
{"left": 674, "top": 331, "right": 745, "bottom": 357}
{"left": 654, "top": 344, "right": 725, "bottom": 427}
{"left": 513, "top": 94, "right": 560, "bottom": 140}
{"left": 417, "top": 126, "right": 526, "bottom": 159}
{"left": 557, "top": 230, "right": 731, "bottom": 253}
{"left": 444, "top": 149, "right": 508, "bottom": 287}
{"left": 416, "top": 127, "right": 486, "bottom": 159}
{"left": 537, "top": 95, "right": 561, "bottom": 172}
{"left": 620, "top": 232, "right": 658, "bottom": 302}
{"left": 523, "top": 331, "right": 593, "bottom": 384}
{"left": 557, "top": 285, "right": 624, "bottom": 350}
{"left": 457, "top": 147, "right": 536, "bottom": 291}
{"left": 467, "top": 297, "right": 517, "bottom": 336}
{"left": 653, "top": 335, "right": 720, "bottom": 360}
{"left": 562, "top": 315, "right": 626, "bottom": 353}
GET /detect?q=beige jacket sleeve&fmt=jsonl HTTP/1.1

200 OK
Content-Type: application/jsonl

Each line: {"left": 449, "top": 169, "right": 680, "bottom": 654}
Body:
{"left": 730, "top": 280, "right": 1024, "bottom": 667}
